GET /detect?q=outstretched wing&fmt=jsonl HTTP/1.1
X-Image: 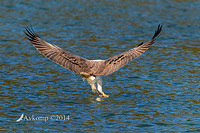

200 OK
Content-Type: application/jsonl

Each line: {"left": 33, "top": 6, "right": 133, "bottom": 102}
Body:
{"left": 24, "top": 27, "right": 90, "bottom": 74}
{"left": 25, "top": 25, "right": 162, "bottom": 76}
{"left": 93, "top": 24, "right": 162, "bottom": 75}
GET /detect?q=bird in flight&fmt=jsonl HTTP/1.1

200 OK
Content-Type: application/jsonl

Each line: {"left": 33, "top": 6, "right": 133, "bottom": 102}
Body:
{"left": 24, "top": 25, "right": 162, "bottom": 98}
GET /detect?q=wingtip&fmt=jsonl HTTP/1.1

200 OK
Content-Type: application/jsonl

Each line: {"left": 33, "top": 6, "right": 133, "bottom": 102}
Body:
{"left": 24, "top": 26, "right": 39, "bottom": 41}
{"left": 152, "top": 24, "right": 163, "bottom": 40}
{"left": 137, "top": 42, "right": 143, "bottom": 47}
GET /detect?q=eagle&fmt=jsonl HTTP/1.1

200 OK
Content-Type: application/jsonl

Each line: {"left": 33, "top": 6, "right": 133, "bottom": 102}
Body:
{"left": 24, "top": 25, "right": 162, "bottom": 98}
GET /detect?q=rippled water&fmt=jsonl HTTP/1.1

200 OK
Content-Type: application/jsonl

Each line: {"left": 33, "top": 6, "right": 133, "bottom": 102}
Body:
{"left": 1, "top": 0, "right": 200, "bottom": 132}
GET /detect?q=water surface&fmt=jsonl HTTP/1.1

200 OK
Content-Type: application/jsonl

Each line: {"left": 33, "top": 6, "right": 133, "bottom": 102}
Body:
{"left": 0, "top": 0, "right": 200, "bottom": 132}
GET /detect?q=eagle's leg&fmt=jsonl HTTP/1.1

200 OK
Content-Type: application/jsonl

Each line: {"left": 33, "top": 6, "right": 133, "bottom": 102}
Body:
{"left": 81, "top": 72, "right": 98, "bottom": 93}
{"left": 90, "top": 82, "right": 97, "bottom": 93}
{"left": 80, "top": 72, "right": 109, "bottom": 98}
{"left": 81, "top": 72, "right": 96, "bottom": 93}
{"left": 86, "top": 77, "right": 103, "bottom": 96}
{"left": 87, "top": 76, "right": 105, "bottom": 97}
{"left": 96, "top": 76, "right": 109, "bottom": 98}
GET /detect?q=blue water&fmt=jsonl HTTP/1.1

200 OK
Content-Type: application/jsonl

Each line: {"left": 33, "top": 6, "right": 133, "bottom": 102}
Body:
{"left": 1, "top": 0, "right": 200, "bottom": 132}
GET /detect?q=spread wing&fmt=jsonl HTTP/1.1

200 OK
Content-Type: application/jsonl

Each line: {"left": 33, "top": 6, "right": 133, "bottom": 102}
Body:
{"left": 25, "top": 25, "right": 162, "bottom": 76}
{"left": 24, "top": 27, "right": 90, "bottom": 74}
{"left": 94, "top": 24, "right": 162, "bottom": 75}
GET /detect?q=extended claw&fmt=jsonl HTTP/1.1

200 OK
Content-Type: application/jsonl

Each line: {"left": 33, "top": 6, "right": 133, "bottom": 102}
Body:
{"left": 95, "top": 88, "right": 109, "bottom": 98}
{"left": 98, "top": 93, "right": 109, "bottom": 98}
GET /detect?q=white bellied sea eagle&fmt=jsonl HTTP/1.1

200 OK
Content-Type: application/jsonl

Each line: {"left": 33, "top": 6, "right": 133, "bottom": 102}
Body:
{"left": 24, "top": 25, "right": 162, "bottom": 98}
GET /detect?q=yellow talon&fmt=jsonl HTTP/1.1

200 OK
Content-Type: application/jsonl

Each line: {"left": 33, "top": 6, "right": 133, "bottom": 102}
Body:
{"left": 99, "top": 93, "right": 109, "bottom": 98}
{"left": 80, "top": 72, "right": 91, "bottom": 78}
